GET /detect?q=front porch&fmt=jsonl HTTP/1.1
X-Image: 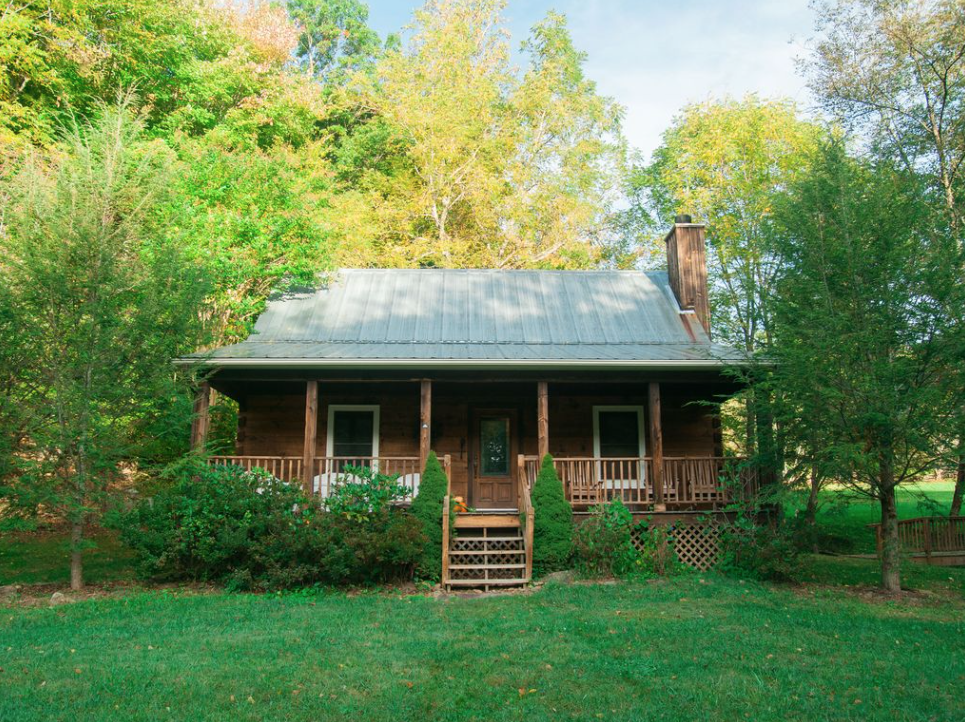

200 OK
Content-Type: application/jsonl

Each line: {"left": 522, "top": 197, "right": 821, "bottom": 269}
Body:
{"left": 194, "top": 374, "right": 755, "bottom": 515}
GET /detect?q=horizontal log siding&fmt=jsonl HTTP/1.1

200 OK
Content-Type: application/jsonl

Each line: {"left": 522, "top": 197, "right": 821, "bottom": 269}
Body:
{"left": 236, "top": 381, "right": 719, "bottom": 499}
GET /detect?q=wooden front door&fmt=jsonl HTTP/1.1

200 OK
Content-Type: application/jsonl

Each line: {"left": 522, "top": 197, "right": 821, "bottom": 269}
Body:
{"left": 470, "top": 409, "right": 518, "bottom": 509}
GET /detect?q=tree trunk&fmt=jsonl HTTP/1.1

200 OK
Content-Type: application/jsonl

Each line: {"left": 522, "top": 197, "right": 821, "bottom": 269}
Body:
{"left": 879, "top": 486, "right": 901, "bottom": 593}
{"left": 70, "top": 518, "right": 84, "bottom": 591}
{"left": 951, "top": 444, "right": 964, "bottom": 517}
{"left": 805, "top": 466, "right": 820, "bottom": 552}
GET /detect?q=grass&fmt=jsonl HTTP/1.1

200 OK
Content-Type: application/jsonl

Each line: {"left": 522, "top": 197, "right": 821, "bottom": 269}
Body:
{"left": 0, "top": 528, "right": 136, "bottom": 586}
{"left": 1, "top": 575, "right": 963, "bottom": 721}
{"left": 793, "top": 481, "right": 956, "bottom": 554}
{"left": 2, "top": 483, "right": 963, "bottom": 720}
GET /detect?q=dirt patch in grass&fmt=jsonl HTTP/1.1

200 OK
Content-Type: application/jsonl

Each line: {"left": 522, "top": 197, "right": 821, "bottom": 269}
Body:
{"left": 0, "top": 580, "right": 219, "bottom": 609}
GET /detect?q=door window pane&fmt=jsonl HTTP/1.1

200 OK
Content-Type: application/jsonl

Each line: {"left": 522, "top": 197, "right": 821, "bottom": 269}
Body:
{"left": 480, "top": 417, "right": 509, "bottom": 476}
{"left": 333, "top": 410, "right": 375, "bottom": 459}
{"left": 598, "top": 411, "right": 641, "bottom": 458}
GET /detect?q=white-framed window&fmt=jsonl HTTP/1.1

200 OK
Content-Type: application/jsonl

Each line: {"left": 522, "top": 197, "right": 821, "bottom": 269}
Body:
{"left": 326, "top": 405, "right": 380, "bottom": 460}
{"left": 592, "top": 406, "right": 645, "bottom": 459}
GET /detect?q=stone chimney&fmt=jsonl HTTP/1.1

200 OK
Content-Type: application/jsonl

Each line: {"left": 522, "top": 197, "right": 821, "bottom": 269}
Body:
{"left": 665, "top": 215, "right": 710, "bottom": 336}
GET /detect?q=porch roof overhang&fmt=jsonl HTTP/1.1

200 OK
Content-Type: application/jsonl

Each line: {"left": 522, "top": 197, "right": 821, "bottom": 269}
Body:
{"left": 174, "top": 342, "right": 747, "bottom": 371}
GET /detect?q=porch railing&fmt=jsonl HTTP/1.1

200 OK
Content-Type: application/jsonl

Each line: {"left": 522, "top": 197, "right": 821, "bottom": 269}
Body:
{"left": 207, "top": 454, "right": 450, "bottom": 505}
{"left": 521, "top": 455, "right": 757, "bottom": 509}
{"left": 311, "top": 456, "right": 422, "bottom": 500}
{"left": 208, "top": 455, "right": 303, "bottom": 483}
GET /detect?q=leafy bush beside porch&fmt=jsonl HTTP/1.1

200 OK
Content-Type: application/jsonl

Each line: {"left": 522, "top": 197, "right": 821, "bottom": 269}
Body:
{"left": 116, "top": 459, "right": 425, "bottom": 590}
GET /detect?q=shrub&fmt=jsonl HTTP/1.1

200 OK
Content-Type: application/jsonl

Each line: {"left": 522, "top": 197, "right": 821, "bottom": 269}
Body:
{"left": 572, "top": 498, "right": 638, "bottom": 577}
{"left": 325, "top": 465, "right": 408, "bottom": 519}
{"left": 409, "top": 451, "right": 448, "bottom": 581}
{"left": 634, "top": 519, "right": 680, "bottom": 577}
{"left": 531, "top": 454, "right": 573, "bottom": 575}
{"left": 315, "top": 507, "right": 425, "bottom": 585}
{"left": 117, "top": 458, "right": 322, "bottom": 591}
{"left": 118, "top": 458, "right": 428, "bottom": 590}
{"left": 718, "top": 514, "right": 801, "bottom": 582}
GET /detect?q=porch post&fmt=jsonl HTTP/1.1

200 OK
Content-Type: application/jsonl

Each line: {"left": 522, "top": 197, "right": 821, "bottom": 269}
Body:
{"left": 420, "top": 379, "right": 432, "bottom": 470}
{"left": 302, "top": 380, "right": 318, "bottom": 496}
{"left": 190, "top": 381, "right": 211, "bottom": 452}
{"left": 537, "top": 381, "right": 549, "bottom": 460}
{"left": 649, "top": 382, "right": 665, "bottom": 511}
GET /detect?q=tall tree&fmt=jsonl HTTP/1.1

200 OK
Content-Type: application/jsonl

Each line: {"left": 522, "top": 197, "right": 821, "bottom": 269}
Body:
{"left": 766, "top": 144, "right": 962, "bottom": 591}
{"left": 639, "top": 97, "right": 822, "bottom": 353}
{"left": 807, "top": 0, "right": 965, "bottom": 514}
{"left": 0, "top": 100, "right": 208, "bottom": 588}
{"left": 286, "top": 0, "right": 382, "bottom": 79}
{"left": 340, "top": 0, "right": 630, "bottom": 268}
{"left": 636, "top": 97, "right": 822, "bottom": 471}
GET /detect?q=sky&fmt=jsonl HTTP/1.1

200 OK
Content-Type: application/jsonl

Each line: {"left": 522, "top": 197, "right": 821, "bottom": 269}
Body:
{"left": 364, "top": 0, "right": 817, "bottom": 160}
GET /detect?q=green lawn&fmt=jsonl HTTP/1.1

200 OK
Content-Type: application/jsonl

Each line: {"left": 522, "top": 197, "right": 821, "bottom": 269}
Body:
{"left": 1, "top": 575, "right": 963, "bottom": 722}
{"left": 0, "top": 529, "right": 136, "bottom": 586}
{"left": 793, "top": 481, "right": 956, "bottom": 554}
{"left": 2, "top": 484, "right": 963, "bottom": 721}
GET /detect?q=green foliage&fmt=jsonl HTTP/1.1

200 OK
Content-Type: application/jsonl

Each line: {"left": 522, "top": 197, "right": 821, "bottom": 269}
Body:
{"left": 718, "top": 515, "right": 802, "bottom": 583}
{"left": 314, "top": 508, "right": 425, "bottom": 585}
{"left": 339, "top": 0, "right": 632, "bottom": 268}
{"left": 117, "top": 459, "right": 320, "bottom": 590}
{"left": 572, "top": 501, "right": 682, "bottom": 578}
{"left": 0, "top": 100, "right": 209, "bottom": 586}
{"left": 763, "top": 143, "right": 965, "bottom": 590}
{"left": 637, "top": 95, "right": 822, "bottom": 351}
{"left": 572, "top": 499, "right": 638, "bottom": 578}
{"left": 409, "top": 451, "right": 449, "bottom": 581}
{"left": 286, "top": 0, "right": 383, "bottom": 79}
{"left": 531, "top": 454, "right": 573, "bottom": 575}
{"left": 635, "top": 520, "right": 681, "bottom": 578}
{"left": 118, "top": 459, "right": 426, "bottom": 589}
{"left": 324, "top": 466, "right": 409, "bottom": 519}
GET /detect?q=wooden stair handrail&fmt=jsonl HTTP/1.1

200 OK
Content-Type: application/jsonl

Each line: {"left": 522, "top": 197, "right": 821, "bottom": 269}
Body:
{"left": 442, "top": 493, "right": 451, "bottom": 589}
{"left": 518, "top": 454, "right": 534, "bottom": 583}
{"left": 441, "top": 454, "right": 453, "bottom": 589}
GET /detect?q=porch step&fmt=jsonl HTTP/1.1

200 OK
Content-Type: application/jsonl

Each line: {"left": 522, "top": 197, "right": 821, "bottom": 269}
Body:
{"left": 449, "top": 549, "right": 525, "bottom": 556}
{"left": 444, "top": 519, "right": 530, "bottom": 592}
{"left": 454, "top": 514, "right": 520, "bottom": 529}
{"left": 446, "top": 578, "right": 528, "bottom": 587}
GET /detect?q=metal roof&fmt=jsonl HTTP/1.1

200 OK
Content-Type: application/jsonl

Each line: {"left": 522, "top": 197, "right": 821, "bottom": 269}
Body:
{"left": 181, "top": 269, "right": 745, "bottom": 369}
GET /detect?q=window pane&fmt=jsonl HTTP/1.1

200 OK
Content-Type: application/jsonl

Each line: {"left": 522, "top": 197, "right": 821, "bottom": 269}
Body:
{"left": 598, "top": 411, "right": 640, "bottom": 457}
{"left": 480, "top": 417, "right": 509, "bottom": 476}
{"left": 333, "top": 410, "right": 375, "bottom": 459}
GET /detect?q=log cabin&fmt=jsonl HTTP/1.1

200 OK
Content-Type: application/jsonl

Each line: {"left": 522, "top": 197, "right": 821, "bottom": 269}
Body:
{"left": 177, "top": 217, "right": 756, "bottom": 588}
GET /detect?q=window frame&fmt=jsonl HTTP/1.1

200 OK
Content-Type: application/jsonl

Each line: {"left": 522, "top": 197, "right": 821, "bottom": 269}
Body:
{"left": 325, "top": 404, "right": 381, "bottom": 459}
{"left": 592, "top": 405, "right": 646, "bottom": 459}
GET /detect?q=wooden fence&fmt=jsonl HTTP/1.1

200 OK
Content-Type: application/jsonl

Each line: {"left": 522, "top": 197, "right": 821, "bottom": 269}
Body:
{"left": 872, "top": 516, "right": 965, "bottom": 558}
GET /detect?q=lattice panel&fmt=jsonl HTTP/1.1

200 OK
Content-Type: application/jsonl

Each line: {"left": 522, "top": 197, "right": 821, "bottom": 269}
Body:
{"left": 671, "top": 524, "right": 722, "bottom": 571}
{"left": 630, "top": 523, "right": 722, "bottom": 571}
{"left": 448, "top": 531, "right": 525, "bottom": 583}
